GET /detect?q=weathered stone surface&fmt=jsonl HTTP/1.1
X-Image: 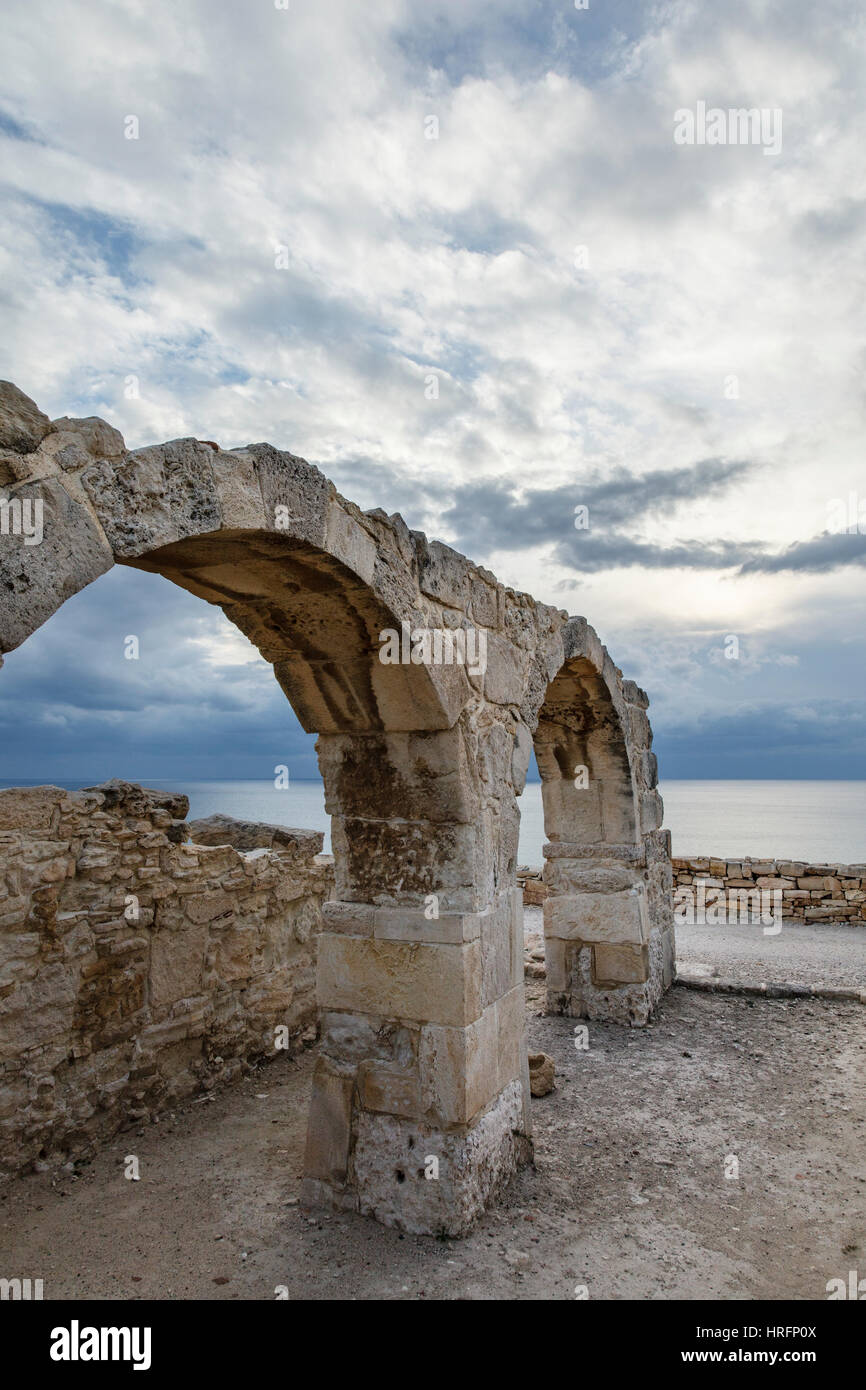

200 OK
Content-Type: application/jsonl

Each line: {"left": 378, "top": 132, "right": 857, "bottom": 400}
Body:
{"left": 0, "top": 783, "right": 333, "bottom": 1182}
{"left": 0, "top": 476, "right": 113, "bottom": 654}
{"left": 50, "top": 415, "right": 126, "bottom": 460}
{"left": 592, "top": 942, "right": 650, "bottom": 985}
{"left": 528, "top": 1051, "right": 555, "bottom": 1097}
{"left": 187, "top": 813, "right": 323, "bottom": 855}
{"left": 301, "top": 1057, "right": 355, "bottom": 1186}
{"left": 348, "top": 1079, "right": 530, "bottom": 1237}
{"left": 315, "top": 934, "right": 483, "bottom": 1027}
{"left": 0, "top": 382, "right": 53, "bottom": 454}
{"left": 543, "top": 888, "right": 649, "bottom": 944}
{"left": 670, "top": 856, "right": 866, "bottom": 926}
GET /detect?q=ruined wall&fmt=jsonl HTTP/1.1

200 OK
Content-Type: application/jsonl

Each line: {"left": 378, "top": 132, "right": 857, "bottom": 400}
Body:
{"left": 671, "top": 856, "right": 866, "bottom": 925}
{"left": 0, "top": 782, "right": 333, "bottom": 1180}
{"left": 521, "top": 856, "right": 866, "bottom": 926}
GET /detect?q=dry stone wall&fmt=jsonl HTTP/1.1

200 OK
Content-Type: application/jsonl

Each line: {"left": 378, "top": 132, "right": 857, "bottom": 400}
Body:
{"left": 0, "top": 781, "right": 333, "bottom": 1181}
{"left": 671, "top": 857, "right": 866, "bottom": 925}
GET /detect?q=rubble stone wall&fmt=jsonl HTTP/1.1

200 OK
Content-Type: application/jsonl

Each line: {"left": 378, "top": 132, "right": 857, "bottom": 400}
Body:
{"left": 0, "top": 781, "right": 333, "bottom": 1181}
{"left": 671, "top": 856, "right": 866, "bottom": 924}
{"left": 521, "top": 858, "right": 866, "bottom": 926}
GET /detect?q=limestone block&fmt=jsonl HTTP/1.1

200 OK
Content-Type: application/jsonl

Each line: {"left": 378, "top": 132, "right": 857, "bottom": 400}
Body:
{"left": 528, "top": 1052, "right": 555, "bottom": 1097}
{"left": 50, "top": 416, "right": 125, "bottom": 460}
{"left": 184, "top": 892, "right": 236, "bottom": 924}
{"left": 368, "top": 649, "right": 472, "bottom": 734}
{"left": 324, "top": 499, "right": 378, "bottom": 587}
{"left": 415, "top": 536, "right": 499, "bottom": 628}
{"left": 479, "top": 895, "right": 512, "bottom": 1009}
{"left": 207, "top": 447, "right": 269, "bottom": 530}
{"left": 418, "top": 1008, "right": 498, "bottom": 1125}
{"left": 509, "top": 887, "right": 524, "bottom": 991}
{"left": 0, "top": 382, "right": 53, "bottom": 454}
{"left": 0, "top": 787, "right": 65, "bottom": 832}
{"left": 544, "top": 937, "right": 572, "bottom": 994}
{"left": 316, "top": 932, "right": 483, "bottom": 1026}
{"left": 349, "top": 1079, "right": 528, "bottom": 1236}
{"left": 639, "top": 750, "right": 659, "bottom": 788}
{"left": 320, "top": 1011, "right": 415, "bottom": 1066}
{"left": 543, "top": 859, "right": 642, "bottom": 894}
{"left": 150, "top": 922, "right": 207, "bottom": 1013}
{"left": 621, "top": 679, "right": 649, "bottom": 707}
{"left": 372, "top": 905, "right": 481, "bottom": 945}
{"left": 627, "top": 705, "right": 651, "bottom": 749}
{"left": 318, "top": 728, "right": 477, "bottom": 824}
{"left": 543, "top": 887, "right": 649, "bottom": 945}
{"left": 82, "top": 440, "right": 222, "bottom": 557}
{"left": 244, "top": 442, "right": 332, "bottom": 549}
{"left": 541, "top": 777, "right": 604, "bottom": 844}
{"left": 187, "top": 813, "right": 322, "bottom": 855}
{"left": 302, "top": 1057, "right": 355, "bottom": 1186}
{"left": 591, "top": 942, "right": 649, "bottom": 985}
{"left": 483, "top": 632, "right": 531, "bottom": 706}
{"left": 0, "top": 477, "right": 113, "bottom": 655}
{"left": 561, "top": 615, "right": 605, "bottom": 672}
{"left": 640, "top": 790, "right": 664, "bottom": 834}
{"left": 358, "top": 1061, "right": 421, "bottom": 1120}
{"left": 478, "top": 720, "right": 512, "bottom": 788}
{"left": 321, "top": 901, "right": 376, "bottom": 936}
{"left": 330, "top": 816, "right": 477, "bottom": 909}
{"left": 494, "top": 984, "right": 527, "bottom": 1094}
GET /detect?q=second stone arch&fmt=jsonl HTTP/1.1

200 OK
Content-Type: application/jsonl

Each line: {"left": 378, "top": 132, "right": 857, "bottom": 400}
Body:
{"left": 531, "top": 616, "right": 675, "bottom": 1027}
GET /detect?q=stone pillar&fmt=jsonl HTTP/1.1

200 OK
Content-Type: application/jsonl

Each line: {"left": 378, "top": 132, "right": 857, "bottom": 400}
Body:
{"left": 535, "top": 655, "right": 674, "bottom": 1026}
{"left": 300, "top": 727, "right": 532, "bottom": 1236}
{"left": 542, "top": 841, "right": 660, "bottom": 1026}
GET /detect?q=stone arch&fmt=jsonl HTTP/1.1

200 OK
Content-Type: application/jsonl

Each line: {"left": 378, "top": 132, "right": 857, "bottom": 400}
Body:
{"left": 0, "top": 383, "right": 536, "bottom": 1235}
{"left": 0, "top": 380, "right": 674, "bottom": 1233}
{"left": 527, "top": 617, "right": 675, "bottom": 1026}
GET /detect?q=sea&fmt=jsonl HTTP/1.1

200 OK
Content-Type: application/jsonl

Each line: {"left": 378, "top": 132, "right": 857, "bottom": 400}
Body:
{"left": 6, "top": 779, "right": 863, "bottom": 867}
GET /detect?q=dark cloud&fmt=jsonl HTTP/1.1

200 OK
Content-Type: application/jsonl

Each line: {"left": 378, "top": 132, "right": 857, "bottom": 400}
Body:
{"left": 0, "top": 568, "right": 319, "bottom": 782}
{"left": 437, "top": 457, "right": 755, "bottom": 568}
{"left": 654, "top": 700, "right": 866, "bottom": 780}
{"left": 739, "top": 530, "right": 866, "bottom": 574}
{"left": 433, "top": 462, "right": 866, "bottom": 576}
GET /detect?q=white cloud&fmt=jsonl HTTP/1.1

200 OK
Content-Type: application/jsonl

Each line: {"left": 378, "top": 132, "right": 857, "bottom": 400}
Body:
{"left": 0, "top": 0, "right": 863, "bottom": 765}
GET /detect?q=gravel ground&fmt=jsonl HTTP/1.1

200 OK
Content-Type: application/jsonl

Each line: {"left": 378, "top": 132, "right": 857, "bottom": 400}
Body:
{"left": 2, "top": 981, "right": 863, "bottom": 1301}
{"left": 674, "top": 919, "right": 866, "bottom": 991}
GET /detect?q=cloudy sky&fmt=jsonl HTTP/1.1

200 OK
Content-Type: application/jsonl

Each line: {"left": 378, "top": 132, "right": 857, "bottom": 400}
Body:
{"left": 1, "top": 0, "right": 864, "bottom": 784}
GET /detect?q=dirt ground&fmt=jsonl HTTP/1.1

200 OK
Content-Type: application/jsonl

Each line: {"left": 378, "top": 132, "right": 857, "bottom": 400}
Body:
{"left": 2, "top": 980, "right": 864, "bottom": 1301}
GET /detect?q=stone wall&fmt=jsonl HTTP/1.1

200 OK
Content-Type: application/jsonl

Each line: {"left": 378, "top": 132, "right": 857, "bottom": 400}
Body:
{"left": 520, "top": 858, "right": 866, "bottom": 926}
{"left": 0, "top": 781, "right": 333, "bottom": 1181}
{"left": 671, "top": 857, "right": 866, "bottom": 925}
